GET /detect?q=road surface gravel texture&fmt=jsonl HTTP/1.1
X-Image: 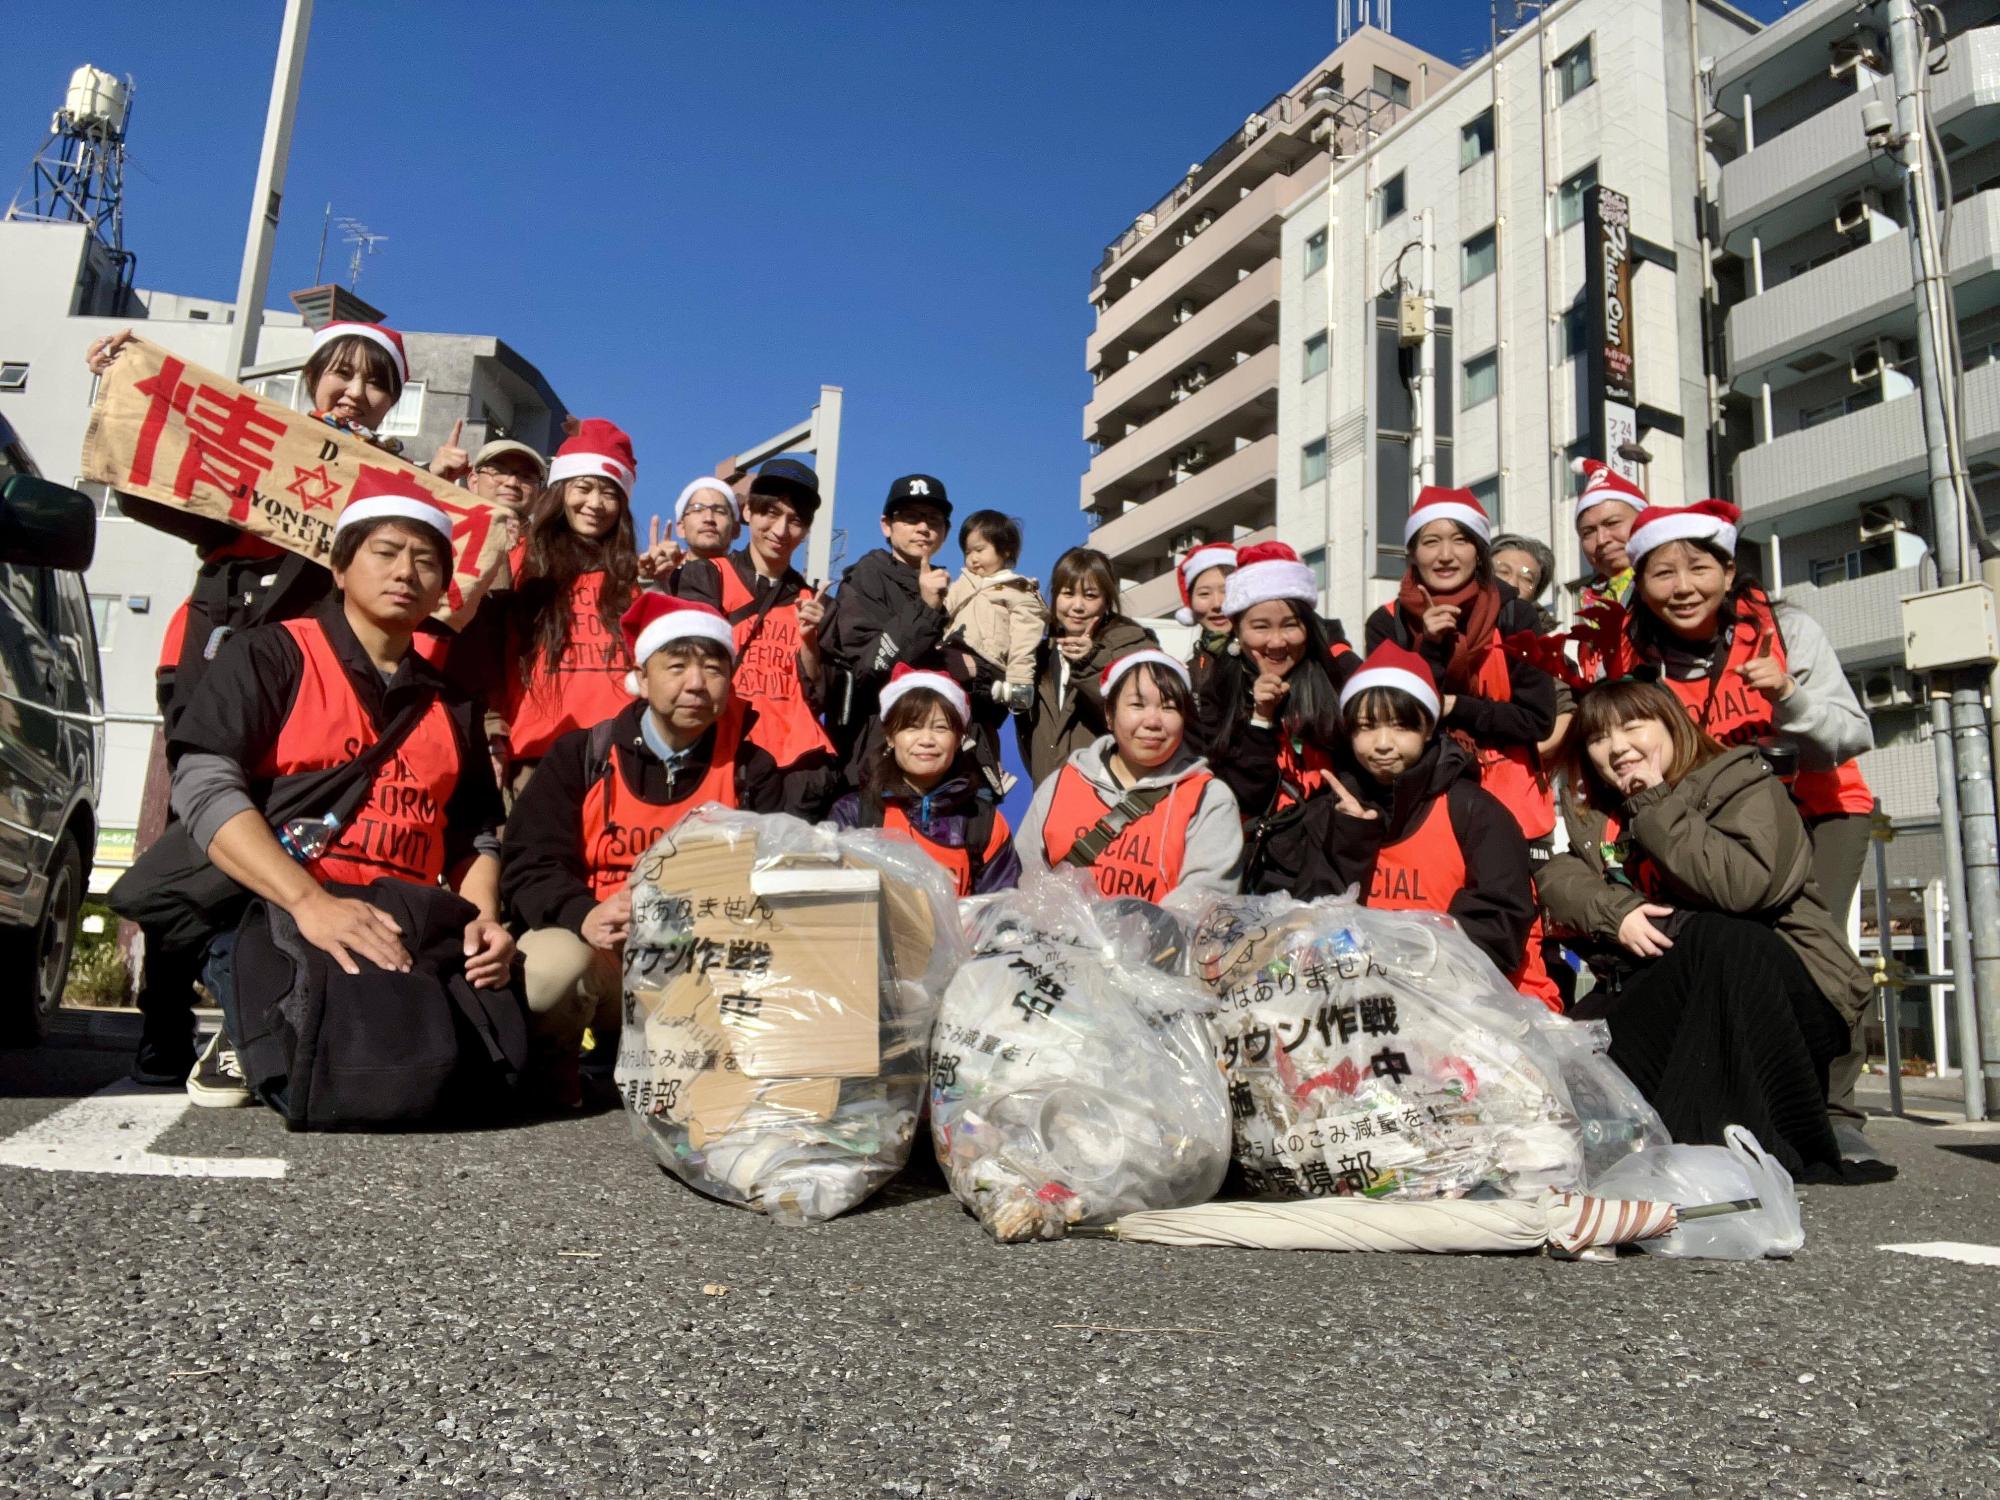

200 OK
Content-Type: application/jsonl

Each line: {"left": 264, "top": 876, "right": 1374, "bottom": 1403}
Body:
{"left": 0, "top": 1046, "right": 1995, "bottom": 1500}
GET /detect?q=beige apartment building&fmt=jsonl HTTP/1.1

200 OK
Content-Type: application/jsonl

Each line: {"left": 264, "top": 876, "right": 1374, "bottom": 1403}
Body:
{"left": 1080, "top": 28, "right": 1456, "bottom": 618}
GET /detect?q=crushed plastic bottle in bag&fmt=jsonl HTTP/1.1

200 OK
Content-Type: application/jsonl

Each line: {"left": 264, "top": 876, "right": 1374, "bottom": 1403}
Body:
{"left": 615, "top": 808, "right": 965, "bottom": 1226}
{"left": 932, "top": 872, "right": 1233, "bottom": 1242}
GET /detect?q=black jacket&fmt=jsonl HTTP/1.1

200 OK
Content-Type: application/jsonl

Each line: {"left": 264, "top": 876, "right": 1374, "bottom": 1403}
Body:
{"left": 815, "top": 549, "right": 947, "bottom": 737}
{"left": 1251, "top": 738, "right": 1535, "bottom": 975}
{"left": 500, "top": 699, "right": 830, "bottom": 936}
{"left": 1190, "top": 618, "right": 1360, "bottom": 819}
{"left": 1363, "top": 593, "right": 1557, "bottom": 750}
{"left": 671, "top": 551, "right": 810, "bottom": 617}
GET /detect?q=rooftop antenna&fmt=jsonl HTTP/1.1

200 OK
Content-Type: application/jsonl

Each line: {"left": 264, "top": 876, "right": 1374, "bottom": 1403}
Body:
{"left": 1336, "top": 0, "right": 1392, "bottom": 43}
{"left": 6, "top": 65, "right": 137, "bottom": 301}
{"left": 335, "top": 215, "right": 387, "bottom": 290}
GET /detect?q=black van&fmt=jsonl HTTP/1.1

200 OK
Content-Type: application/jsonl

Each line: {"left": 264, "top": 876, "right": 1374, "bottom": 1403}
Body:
{"left": 0, "top": 411, "right": 102, "bottom": 1042}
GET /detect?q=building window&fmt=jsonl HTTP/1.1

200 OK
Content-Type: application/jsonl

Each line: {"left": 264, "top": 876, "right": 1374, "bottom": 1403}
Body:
{"left": 244, "top": 371, "right": 303, "bottom": 411}
{"left": 1556, "top": 38, "right": 1595, "bottom": 102}
{"left": 1799, "top": 389, "right": 1882, "bottom": 430}
{"left": 1301, "top": 437, "right": 1329, "bottom": 486}
{"left": 1810, "top": 543, "right": 1894, "bottom": 585}
{"left": 377, "top": 381, "right": 427, "bottom": 438}
{"left": 88, "top": 594, "right": 117, "bottom": 649}
{"left": 1557, "top": 163, "right": 1598, "bottom": 231}
{"left": 1469, "top": 475, "right": 1500, "bottom": 510}
{"left": 1463, "top": 350, "right": 1499, "bottom": 409}
{"left": 1304, "top": 228, "right": 1328, "bottom": 277}
{"left": 1374, "top": 67, "right": 1411, "bottom": 108}
{"left": 1461, "top": 110, "right": 1495, "bottom": 170}
{"left": 1379, "top": 171, "right": 1406, "bottom": 225}
{"left": 1303, "top": 331, "right": 1330, "bottom": 379}
{"left": 1302, "top": 546, "right": 1330, "bottom": 595}
{"left": 0, "top": 362, "right": 27, "bottom": 393}
{"left": 1462, "top": 227, "right": 1497, "bottom": 286}
{"left": 1561, "top": 301, "right": 1589, "bottom": 360}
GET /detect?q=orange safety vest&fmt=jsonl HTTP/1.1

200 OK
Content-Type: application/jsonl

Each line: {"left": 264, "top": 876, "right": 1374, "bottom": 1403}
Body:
{"left": 1658, "top": 595, "right": 1873, "bottom": 818}
{"left": 1041, "top": 765, "right": 1213, "bottom": 902}
{"left": 1465, "top": 639, "right": 1558, "bottom": 842}
{"left": 718, "top": 561, "right": 834, "bottom": 767}
{"left": 578, "top": 709, "right": 743, "bottom": 899}
{"left": 1366, "top": 794, "right": 1562, "bottom": 1012}
{"left": 877, "top": 801, "right": 1010, "bottom": 900}
{"left": 261, "top": 617, "right": 462, "bottom": 888}
{"left": 503, "top": 548, "right": 637, "bottom": 762}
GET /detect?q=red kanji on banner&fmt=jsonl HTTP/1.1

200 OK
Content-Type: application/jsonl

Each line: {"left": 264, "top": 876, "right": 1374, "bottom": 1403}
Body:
{"left": 127, "top": 357, "right": 287, "bottom": 521}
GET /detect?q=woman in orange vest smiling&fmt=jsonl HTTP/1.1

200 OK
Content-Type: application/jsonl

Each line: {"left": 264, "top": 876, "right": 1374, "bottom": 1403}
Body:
{"left": 1016, "top": 650, "right": 1242, "bottom": 900}
{"left": 1363, "top": 487, "right": 1558, "bottom": 845}
{"left": 825, "top": 666, "right": 1019, "bottom": 898}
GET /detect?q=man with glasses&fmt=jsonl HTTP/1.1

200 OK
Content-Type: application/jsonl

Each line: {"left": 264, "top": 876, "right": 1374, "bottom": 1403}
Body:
{"left": 467, "top": 438, "right": 547, "bottom": 517}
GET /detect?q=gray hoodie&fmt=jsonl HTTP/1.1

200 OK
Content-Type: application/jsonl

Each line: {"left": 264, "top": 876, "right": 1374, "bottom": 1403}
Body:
{"left": 1014, "top": 734, "right": 1243, "bottom": 897}
{"left": 1654, "top": 604, "right": 1873, "bottom": 772}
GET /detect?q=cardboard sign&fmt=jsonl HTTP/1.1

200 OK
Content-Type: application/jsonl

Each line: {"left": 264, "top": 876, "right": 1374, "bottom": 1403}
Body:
{"left": 78, "top": 336, "right": 514, "bottom": 627}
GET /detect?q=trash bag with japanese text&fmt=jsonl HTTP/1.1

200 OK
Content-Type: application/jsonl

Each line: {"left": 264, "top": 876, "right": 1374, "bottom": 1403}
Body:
{"left": 615, "top": 808, "right": 965, "bottom": 1225}
{"left": 931, "top": 872, "right": 1233, "bottom": 1242}
{"left": 1187, "top": 893, "right": 1667, "bottom": 1201}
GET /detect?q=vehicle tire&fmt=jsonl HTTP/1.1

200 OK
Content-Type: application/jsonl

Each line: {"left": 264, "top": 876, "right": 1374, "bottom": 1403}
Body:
{"left": 0, "top": 837, "right": 83, "bottom": 1046}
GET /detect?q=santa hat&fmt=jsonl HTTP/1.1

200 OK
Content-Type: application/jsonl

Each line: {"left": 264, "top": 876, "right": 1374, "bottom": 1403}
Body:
{"left": 1570, "top": 457, "right": 1647, "bottom": 523}
{"left": 335, "top": 469, "right": 451, "bottom": 541}
{"left": 1100, "top": 649, "right": 1191, "bottom": 702}
{"left": 1623, "top": 499, "right": 1741, "bottom": 568}
{"left": 1173, "top": 542, "right": 1238, "bottom": 626}
{"left": 675, "top": 476, "right": 740, "bottom": 525}
{"left": 1339, "top": 640, "right": 1441, "bottom": 724}
{"left": 1223, "top": 541, "right": 1318, "bottom": 618}
{"left": 309, "top": 321, "right": 408, "bottom": 386}
{"left": 877, "top": 664, "right": 970, "bottom": 728}
{"left": 620, "top": 594, "right": 735, "bottom": 691}
{"left": 1403, "top": 485, "right": 1492, "bottom": 546}
{"left": 548, "top": 418, "right": 637, "bottom": 497}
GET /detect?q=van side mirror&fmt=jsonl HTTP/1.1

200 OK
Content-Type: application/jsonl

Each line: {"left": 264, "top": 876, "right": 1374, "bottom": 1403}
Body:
{"left": 0, "top": 474, "right": 97, "bottom": 572}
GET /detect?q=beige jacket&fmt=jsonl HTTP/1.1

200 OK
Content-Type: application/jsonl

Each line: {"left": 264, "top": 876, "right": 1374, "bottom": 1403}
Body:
{"left": 945, "top": 568, "right": 1046, "bottom": 687}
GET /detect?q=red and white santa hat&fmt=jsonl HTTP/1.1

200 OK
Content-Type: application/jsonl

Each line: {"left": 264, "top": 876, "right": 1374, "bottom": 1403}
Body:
{"left": 1101, "top": 649, "right": 1190, "bottom": 701}
{"left": 549, "top": 418, "right": 638, "bottom": 497}
{"left": 1570, "top": 457, "right": 1647, "bottom": 523}
{"left": 1222, "top": 541, "right": 1317, "bottom": 618}
{"left": 1403, "top": 485, "right": 1492, "bottom": 546}
{"left": 675, "top": 476, "right": 741, "bottom": 525}
{"left": 1623, "top": 498, "right": 1741, "bottom": 568}
{"left": 1338, "top": 639, "right": 1441, "bottom": 723}
{"left": 1174, "top": 541, "right": 1238, "bottom": 625}
{"left": 620, "top": 594, "right": 735, "bottom": 691}
{"left": 877, "top": 664, "right": 970, "bottom": 727}
{"left": 335, "top": 468, "right": 452, "bottom": 541}
{"left": 310, "top": 321, "right": 408, "bottom": 386}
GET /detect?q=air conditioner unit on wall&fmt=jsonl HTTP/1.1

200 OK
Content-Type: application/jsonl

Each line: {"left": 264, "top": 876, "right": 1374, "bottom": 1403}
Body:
{"left": 1859, "top": 496, "right": 1913, "bottom": 541}
{"left": 1830, "top": 32, "right": 1887, "bottom": 82}
{"left": 1834, "top": 188, "right": 1883, "bottom": 237}
{"left": 1860, "top": 666, "right": 1916, "bottom": 709}
{"left": 1850, "top": 337, "right": 1897, "bottom": 385}
{"left": 1174, "top": 298, "right": 1198, "bottom": 323}
{"left": 1169, "top": 528, "right": 1207, "bottom": 554}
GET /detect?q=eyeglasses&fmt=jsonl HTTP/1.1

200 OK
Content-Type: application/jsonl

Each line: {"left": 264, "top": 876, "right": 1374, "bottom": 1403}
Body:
{"left": 475, "top": 462, "right": 542, "bottom": 483}
{"left": 682, "top": 501, "right": 735, "bottom": 521}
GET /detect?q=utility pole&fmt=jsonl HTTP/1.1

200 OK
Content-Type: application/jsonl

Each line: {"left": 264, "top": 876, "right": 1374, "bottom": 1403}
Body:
{"left": 221, "top": 0, "right": 313, "bottom": 378}
{"left": 1415, "top": 207, "right": 1437, "bottom": 488}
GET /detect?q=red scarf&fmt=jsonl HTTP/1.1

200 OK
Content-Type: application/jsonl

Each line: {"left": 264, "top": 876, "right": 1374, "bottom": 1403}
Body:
{"left": 1395, "top": 571, "right": 1502, "bottom": 691}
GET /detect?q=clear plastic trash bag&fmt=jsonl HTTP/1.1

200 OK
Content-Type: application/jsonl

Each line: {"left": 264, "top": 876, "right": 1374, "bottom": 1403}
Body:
{"left": 615, "top": 808, "right": 965, "bottom": 1225}
{"left": 1588, "top": 1124, "right": 1805, "bottom": 1259}
{"left": 1185, "top": 893, "right": 1668, "bottom": 1201}
{"left": 931, "top": 871, "right": 1234, "bottom": 1242}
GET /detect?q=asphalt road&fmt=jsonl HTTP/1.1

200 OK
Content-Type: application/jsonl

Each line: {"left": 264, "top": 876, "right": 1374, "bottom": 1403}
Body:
{"left": 0, "top": 1040, "right": 1995, "bottom": 1500}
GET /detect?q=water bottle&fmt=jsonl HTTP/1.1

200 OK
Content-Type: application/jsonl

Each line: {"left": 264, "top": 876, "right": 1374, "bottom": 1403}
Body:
{"left": 277, "top": 814, "right": 340, "bottom": 864}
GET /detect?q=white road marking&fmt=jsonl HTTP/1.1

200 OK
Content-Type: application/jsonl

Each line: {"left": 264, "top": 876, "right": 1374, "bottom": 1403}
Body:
{"left": 1879, "top": 1241, "right": 2000, "bottom": 1267}
{"left": 0, "top": 1081, "right": 285, "bottom": 1179}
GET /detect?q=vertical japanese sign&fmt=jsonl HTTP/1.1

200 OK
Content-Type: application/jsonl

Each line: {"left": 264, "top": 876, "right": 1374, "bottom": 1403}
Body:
{"left": 78, "top": 337, "right": 514, "bottom": 626}
{"left": 1582, "top": 184, "right": 1640, "bottom": 485}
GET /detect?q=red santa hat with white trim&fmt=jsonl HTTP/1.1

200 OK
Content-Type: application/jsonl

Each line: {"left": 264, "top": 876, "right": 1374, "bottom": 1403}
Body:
{"left": 620, "top": 594, "right": 735, "bottom": 692}
{"left": 1623, "top": 498, "right": 1741, "bottom": 568}
{"left": 1403, "top": 485, "right": 1492, "bottom": 546}
{"left": 1223, "top": 541, "right": 1317, "bottom": 618}
{"left": 335, "top": 468, "right": 452, "bottom": 542}
{"left": 1100, "top": 649, "right": 1190, "bottom": 700}
{"left": 675, "top": 476, "right": 741, "bottom": 525}
{"left": 877, "top": 664, "right": 970, "bottom": 727}
{"left": 1570, "top": 457, "right": 1647, "bottom": 523}
{"left": 1338, "top": 639, "right": 1441, "bottom": 724}
{"left": 1173, "top": 541, "right": 1238, "bottom": 625}
{"left": 310, "top": 321, "right": 408, "bottom": 386}
{"left": 549, "top": 418, "right": 638, "bottom": 498}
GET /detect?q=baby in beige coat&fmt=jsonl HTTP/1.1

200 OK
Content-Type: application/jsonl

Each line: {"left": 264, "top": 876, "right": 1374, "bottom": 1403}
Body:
{"left": 944, "top": 509, "right": 1046, "bottom": 716}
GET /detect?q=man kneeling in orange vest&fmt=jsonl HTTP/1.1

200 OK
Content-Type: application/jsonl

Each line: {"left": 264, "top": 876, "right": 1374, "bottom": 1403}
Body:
{"left": 501, "top": 594, "right": 834, "bottom": 1104}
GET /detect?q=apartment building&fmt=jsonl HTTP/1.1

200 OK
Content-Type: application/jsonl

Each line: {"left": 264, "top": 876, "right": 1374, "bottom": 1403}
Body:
{"left": 1081, "top": 27, "right": 1456, "bottom": 618}
{"left": 0, "top": 217, "right": 567, "bottom": 885}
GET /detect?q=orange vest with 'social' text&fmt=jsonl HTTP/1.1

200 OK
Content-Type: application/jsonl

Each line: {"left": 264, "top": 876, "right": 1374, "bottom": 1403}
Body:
{"left": 505, "top": 551, "right": 637, "bottom": 762}
{"left": 1041, "top": 765, "right": 1212, "bottom": 902}
{"left": 718, "top": 561, "right": 834, "bottom": 768}
{"left": 578, "top": 709, "right": 743, "bottom": 899}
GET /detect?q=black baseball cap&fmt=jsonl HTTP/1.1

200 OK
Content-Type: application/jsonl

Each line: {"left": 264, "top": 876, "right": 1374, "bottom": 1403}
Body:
{"left": 749, "top": 457, "right": 820, "bottom": 521}
{"left": 883, "top": 473, "right": 950, "bottom": 521}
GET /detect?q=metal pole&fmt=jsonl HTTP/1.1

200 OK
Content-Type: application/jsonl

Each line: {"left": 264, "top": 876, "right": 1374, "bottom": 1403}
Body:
{"left": 805, "top": 385, "right": 843, "bottom": 585}
{"left": 221, "top": 0, "right": 313, "bottom": 379}
{"left": 1870, "top": 826, "right": 1905, "bottom": 1119}
{"left": 1931, "top": 690, "right": 1987, "bottom": 1121}
{"left": 1417, "top": 206, "right": 1436, "bottom": 488}
{"left": 1950, "top": 678, "right": 2000, "bottom": 1115}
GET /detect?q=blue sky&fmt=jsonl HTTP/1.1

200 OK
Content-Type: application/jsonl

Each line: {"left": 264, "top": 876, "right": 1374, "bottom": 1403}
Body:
{"left": 4, "top": 1, "right": 1793, "bottom": 579}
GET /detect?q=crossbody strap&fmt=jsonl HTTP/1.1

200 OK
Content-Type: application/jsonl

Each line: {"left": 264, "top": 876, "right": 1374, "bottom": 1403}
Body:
{"left": 1060, "top": 783, "right": 1173, "bottom": 868}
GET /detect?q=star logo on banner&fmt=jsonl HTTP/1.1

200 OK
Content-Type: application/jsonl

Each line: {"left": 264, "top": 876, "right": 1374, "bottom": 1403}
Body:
{"left": 286, "top": 463, "right": 341, "bottom": 512}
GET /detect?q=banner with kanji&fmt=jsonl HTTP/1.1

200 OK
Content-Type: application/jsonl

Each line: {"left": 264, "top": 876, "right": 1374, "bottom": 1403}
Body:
{"left": 79, "top": 337, "right": 513, "bottom": 627}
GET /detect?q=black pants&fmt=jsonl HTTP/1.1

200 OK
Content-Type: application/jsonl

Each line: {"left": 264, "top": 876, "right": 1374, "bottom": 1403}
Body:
{"left": 1574, "top": 913, "right": 1847, "bottom": 1180}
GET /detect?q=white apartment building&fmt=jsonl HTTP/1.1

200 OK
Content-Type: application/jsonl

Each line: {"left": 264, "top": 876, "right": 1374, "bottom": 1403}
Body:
{"left": 1275, "top": 0, "right": 1760, "bottom": 631}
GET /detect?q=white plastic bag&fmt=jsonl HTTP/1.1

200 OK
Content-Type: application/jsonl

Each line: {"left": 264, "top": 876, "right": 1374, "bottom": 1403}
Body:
{"left": 616, "top": 809, "right": 965, "bottom": 1225}
{"left": 931, "top": 873, "right": 1233, "bottom": 1242}
{"left": 1589, "top": 1125, "right": 1805, "bottom": 1259}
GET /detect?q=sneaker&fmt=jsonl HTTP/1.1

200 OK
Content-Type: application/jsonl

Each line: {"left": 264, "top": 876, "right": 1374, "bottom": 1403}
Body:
{"left": 186, "top": 1030, "right": 252, "bottom": 1109}
{"left": 131, "top": 1035, "right": 197, "bottom": 1087}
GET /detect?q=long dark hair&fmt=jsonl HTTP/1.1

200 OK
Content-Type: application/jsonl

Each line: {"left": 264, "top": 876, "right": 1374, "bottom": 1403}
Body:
{"left": 1207, "top": 600, "right": 1346, "bottom": 753}
{"left": 1627, "top": 536, "right": 1784, "bottom": 659}
{"left": 1046, "top": 546, "right": 1120, "bottom": 631}
{"left": 301, "top": 334, "right": 403, "bottom": 412}
{"left": 514, "top": 476, "right": 639, "bottom": 683}
{"left": 1406, "top": 519, "right": 1494, "bottom": 590}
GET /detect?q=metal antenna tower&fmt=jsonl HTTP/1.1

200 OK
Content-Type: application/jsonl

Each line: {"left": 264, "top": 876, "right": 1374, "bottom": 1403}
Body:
{"left": 7, "top": 65, "right": 137, "bottom": 295}
{"left": 1335, "top": 0, "right": 1393, "bottom": 42}
{"left": 335, "top": 215, "right": 388, "bottom": 289}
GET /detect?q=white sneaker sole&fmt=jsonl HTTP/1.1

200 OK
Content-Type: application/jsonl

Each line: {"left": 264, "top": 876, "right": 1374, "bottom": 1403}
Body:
{"left": 185, "top": 1081, "right": 254, "bottom": 1109}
